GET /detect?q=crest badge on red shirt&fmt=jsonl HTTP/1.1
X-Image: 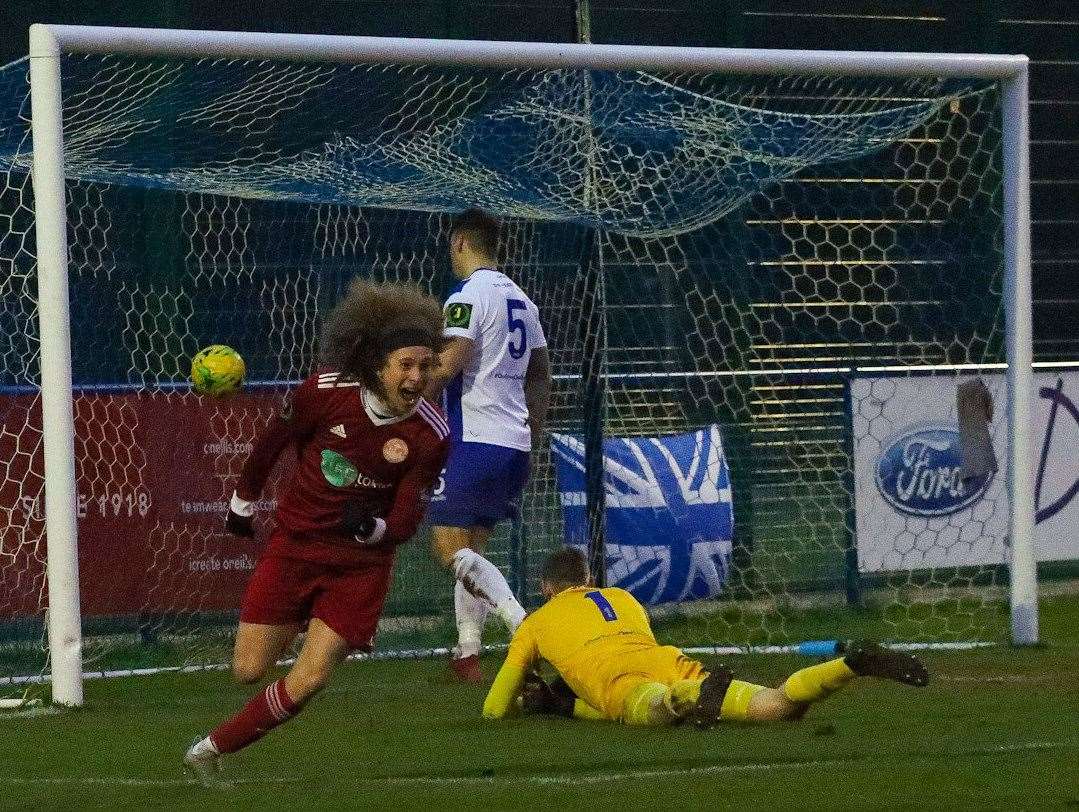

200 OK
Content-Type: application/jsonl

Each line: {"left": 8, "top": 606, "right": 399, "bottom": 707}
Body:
{"left": 382, "top": 437, "right": 409, "bottom": 464}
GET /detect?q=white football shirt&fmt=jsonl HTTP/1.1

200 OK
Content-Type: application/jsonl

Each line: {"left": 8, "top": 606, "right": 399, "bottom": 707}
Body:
{"left": 442, "top": 268, "right": 546, "bottom": 451}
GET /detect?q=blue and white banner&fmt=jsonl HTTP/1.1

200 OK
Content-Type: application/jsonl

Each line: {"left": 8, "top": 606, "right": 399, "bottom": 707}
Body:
{"left": 851, "top": 372, "right": 1079, "bottom": 572}
{"left": 550, "top": 426, "right": 734, "bottom": 605}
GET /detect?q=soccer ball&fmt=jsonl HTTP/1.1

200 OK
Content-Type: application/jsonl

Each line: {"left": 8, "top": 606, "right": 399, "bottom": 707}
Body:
{"left": 190, "top": 344, "right": 246, "bottom": 397}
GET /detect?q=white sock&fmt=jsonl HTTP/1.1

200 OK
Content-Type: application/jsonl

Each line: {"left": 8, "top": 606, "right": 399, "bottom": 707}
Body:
{"left": 454, "top": 579, "right": 487, "bottom": 659}
{"left": 451, "top": 548, "right": 526, "bottom": 632}
{"left": 495, "top": 597, "right": 526, "bottom": 631}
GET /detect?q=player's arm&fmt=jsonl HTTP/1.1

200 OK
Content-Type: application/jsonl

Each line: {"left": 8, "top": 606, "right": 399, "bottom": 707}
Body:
{"left": 423, "top": 335, "right": 475, "bottom": 401}
{"left": 524, "top": 346, "right": 551, "bottom": 451}
{"left": 227, "top": 376, "right": 322, "bottom": 536}
{"left": 483, "top": 621, "right": 539, "bottom": 720}
{"left": 424, "top": 290, "right": 486, "bottom": 401}
{"left": 483, "top": 665, "right": 528, "bottom": 720}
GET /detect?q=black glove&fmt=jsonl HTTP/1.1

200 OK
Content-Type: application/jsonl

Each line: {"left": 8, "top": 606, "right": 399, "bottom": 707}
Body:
{"left": 225, "top": 509, "right": 255, "bottom": 538}
{"left": 338, "top": 499, "right": 378, "bottom": 543}
{"left": 519, "top": 672, "right": 575, "bottom": 718}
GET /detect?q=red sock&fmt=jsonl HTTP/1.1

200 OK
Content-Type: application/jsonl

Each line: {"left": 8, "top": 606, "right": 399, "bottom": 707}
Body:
{"left": 208, "top": 678, "right": 300, "bottom": 754}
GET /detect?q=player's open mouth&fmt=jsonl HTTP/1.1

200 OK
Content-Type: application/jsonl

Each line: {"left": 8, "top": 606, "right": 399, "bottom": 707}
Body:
{"left": 399, "top": 388, "right": 419, "bottom": 404}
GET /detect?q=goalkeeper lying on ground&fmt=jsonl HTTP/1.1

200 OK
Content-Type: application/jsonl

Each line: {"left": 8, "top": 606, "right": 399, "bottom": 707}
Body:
{"left": 483, "top": 548, "right": 928, "bottom": 727}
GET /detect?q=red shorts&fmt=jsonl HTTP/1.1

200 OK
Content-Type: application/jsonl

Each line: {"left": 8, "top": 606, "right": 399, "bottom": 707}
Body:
{"left": 239, "top": 551, "right": 394, "bottom": 651}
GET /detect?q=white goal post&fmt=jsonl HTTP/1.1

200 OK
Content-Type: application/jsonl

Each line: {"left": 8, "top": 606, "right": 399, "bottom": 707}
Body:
{"left": 25, "top": 24, "right": 1034, "bottom": 707}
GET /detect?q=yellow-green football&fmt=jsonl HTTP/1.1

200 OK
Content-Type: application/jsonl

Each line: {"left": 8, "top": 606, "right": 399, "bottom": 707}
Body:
{"left": 190, "top": 344, "right": 245, "bottom": 397}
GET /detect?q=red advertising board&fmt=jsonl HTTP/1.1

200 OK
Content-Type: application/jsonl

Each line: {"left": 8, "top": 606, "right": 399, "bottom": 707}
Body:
{"left": 0, "top": 390, "right": 287, "bottom": 620}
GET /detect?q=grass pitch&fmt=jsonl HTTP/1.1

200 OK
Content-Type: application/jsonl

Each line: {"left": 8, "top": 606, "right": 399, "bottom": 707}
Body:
{"left": 3, "top": 595, "right": 1078, "bottom": 811}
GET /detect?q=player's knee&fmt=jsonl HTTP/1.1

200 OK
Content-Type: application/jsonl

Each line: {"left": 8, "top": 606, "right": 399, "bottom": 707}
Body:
{"left": 432, "top": 543, "right": 460, "bottom": 569}
{"left": 431, "top": 528, "right": 472, "bottom": 569}
{"left": 231, "top": 657, "right": 269, "bottom": 685}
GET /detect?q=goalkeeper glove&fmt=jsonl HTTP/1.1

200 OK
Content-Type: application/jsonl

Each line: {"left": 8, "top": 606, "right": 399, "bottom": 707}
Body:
{"left": 519, "top": 672, "right": 575, "bottom": 718}
{"left": 338, "top": 500, "right": 386, "bottom": 545}
{"left": 225, "top": 492, "right": 256, "bottom": 538}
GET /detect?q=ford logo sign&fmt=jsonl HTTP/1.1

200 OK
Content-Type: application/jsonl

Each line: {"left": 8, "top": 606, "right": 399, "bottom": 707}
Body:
{"left": 875, "top": 425, "right": 993, "bottom": 517}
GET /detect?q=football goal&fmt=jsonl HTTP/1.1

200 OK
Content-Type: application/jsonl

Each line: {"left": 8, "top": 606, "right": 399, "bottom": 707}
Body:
{"left": 0, "top": 26, "right": 1035, "bottom": 706}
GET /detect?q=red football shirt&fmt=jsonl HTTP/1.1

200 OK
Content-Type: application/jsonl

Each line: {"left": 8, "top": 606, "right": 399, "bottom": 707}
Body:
{"left": 236, "top": 369, "right": 450, "bottom": 566}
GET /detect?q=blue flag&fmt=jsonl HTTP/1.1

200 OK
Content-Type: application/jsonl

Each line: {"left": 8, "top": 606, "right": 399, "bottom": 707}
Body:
{"left": 550, "top": 426, "right": 734, "bottom": 605}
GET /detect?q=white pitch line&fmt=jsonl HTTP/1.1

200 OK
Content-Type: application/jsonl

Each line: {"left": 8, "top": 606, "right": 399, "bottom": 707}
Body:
{"left": 1, "top": 643, "right": 511, "bottom": 686}
{"left": 382, "top": 759, "right": 846, "bottom": 787}
{"left": 2, "top": 741, "right": 1073, "bottom": 790}
{"left": 0, "top": 705, "right": 61, "bottom": 720}
{"left": 939, "top": 674, "right": 1064, "bottom": 683}
{"left": 377, "top": 740, "right": 1078, "bottom": 787}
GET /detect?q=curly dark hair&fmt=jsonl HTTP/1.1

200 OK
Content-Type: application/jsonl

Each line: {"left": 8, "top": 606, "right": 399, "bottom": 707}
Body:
{"left": 319, "top": 278, "right": 444, "bottom": 391}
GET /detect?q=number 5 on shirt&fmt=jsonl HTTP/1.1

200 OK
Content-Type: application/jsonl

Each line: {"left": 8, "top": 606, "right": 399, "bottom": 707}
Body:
{"left": 506, "top": 299, "right": 528, "bottom": 360}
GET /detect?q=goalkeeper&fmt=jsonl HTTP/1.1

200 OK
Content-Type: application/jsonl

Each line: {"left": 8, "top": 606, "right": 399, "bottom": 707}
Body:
{"left": 483, "top": 548, "right": 928, "bottom": 727}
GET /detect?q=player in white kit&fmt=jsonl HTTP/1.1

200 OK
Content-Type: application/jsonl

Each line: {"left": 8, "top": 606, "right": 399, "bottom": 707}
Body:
{"left": 424, "top": 209, "right": 551, "bottom": 683}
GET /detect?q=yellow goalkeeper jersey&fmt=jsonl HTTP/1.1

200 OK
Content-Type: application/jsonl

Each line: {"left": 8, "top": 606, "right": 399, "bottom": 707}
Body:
{"left": 483, "top": 585, "right": 666, "bottom": 720}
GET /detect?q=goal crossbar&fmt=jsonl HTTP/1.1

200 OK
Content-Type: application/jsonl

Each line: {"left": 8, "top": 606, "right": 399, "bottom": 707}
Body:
{"left": 29, "top": 25, "right": 1028, "bottom": 77}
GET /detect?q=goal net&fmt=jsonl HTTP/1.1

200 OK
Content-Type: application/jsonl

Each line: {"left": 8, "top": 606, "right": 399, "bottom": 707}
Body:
{"left": 0, "top": 39, "right": 1030, "bottom": 691}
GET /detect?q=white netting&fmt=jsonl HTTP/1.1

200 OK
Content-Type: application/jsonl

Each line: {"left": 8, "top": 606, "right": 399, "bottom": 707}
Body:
{"left": 0, "top": 52, "right": 1011, "bottom": 684}
{"left": 2, "top": 57, "right": 975, "bottom": 233}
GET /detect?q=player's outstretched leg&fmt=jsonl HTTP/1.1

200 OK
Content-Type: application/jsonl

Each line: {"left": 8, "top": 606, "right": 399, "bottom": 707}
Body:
{"left": 452, "top": 547, "right": 526, "bottom": 631}
{"left": 450, "top": 580, "right": 487, "bottom": 684}
{"left": 433, "top": 525, "right": 526, "bottom": 681}
{"left": 183, "top": 620, "right": 345, "bottom": 785}
{"left": 781, "top": 639, "right": 927, "bottom": 706}
{"left": 841, "top": 640, "right": 929, "bottom": 687}
{"left": 183, "top": 676, "right": 302, "bottom": 787}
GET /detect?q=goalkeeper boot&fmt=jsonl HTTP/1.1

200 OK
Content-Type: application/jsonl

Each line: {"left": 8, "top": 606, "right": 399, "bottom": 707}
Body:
{"left": 842, "top": 640, "right": 929, "bottom": 687}
{"left": 688, "top": 665, "right": 734, "bottom": 730}
{"left": 183, "top": 735, "right": 223, "bottom": 787}
{"left": 450, "top": 654, "right": 484, "bottom": 685}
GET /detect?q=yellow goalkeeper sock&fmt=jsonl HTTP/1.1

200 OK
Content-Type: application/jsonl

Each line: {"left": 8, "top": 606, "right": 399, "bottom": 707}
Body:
{"left": 719, "top": 680, "right": 766, "bottom": 721}
{"left": 573, "top": 699, "right": 607, "bottom": 721}
{"left": 622, "top": 682, "right": 673, "bottom": 726}
{"left": 782, "top": 658, "right": 856, "bottom": 704}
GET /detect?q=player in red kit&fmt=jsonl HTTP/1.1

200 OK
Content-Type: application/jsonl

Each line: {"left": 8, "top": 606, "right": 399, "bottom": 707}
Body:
{"left": 183, "top": 280, "right": 449, "bottom": 784}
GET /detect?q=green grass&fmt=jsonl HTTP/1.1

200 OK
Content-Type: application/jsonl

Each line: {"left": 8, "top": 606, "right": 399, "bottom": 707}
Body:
{"left": 3, "top": 595, "right": 1078, "bottom": 811}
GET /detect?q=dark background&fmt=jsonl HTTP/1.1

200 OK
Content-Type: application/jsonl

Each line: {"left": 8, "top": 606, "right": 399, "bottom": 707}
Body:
{"left": 2, "top": 1, "right": 1074, "bottom": 360}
